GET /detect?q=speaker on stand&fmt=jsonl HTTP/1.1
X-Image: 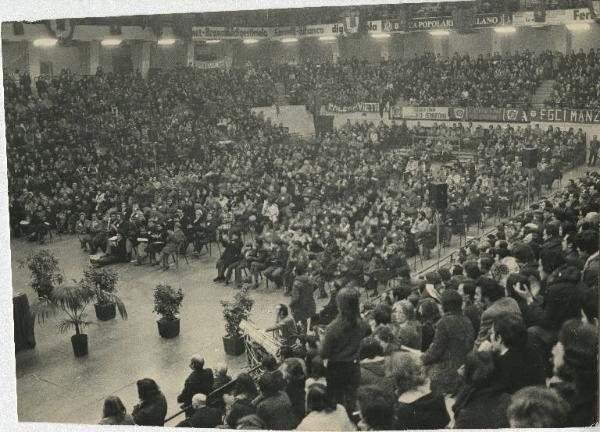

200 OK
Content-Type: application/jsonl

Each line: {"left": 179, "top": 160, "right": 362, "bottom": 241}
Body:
{"left": 522, "top": 147, "right": 538, "bottom": 206}
{"left": 428, "top": 182, "right": 448, "bottom": 268}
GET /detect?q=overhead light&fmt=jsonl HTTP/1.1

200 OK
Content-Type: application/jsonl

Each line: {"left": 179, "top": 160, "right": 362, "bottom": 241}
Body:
{"left": 243, "top": 38, "right": 259, "bottom": 44}
{"left": 33, "top": 38, "right": 58, "bottom": 47}
{"left": 566, "top": 22, "right": 590, "bottom": 31}
{"left": 429, "top": 30, "right": 450, "bottom": 36}
{"left": 157, "top": 38, "right": 177, "bottom": 45}
{"left": 494, "top": 26, "right": 517, "bottom": 34}
{"left": 101, "top": 39, "right": 122, "bottom": 46}
{"left": 281, "top": 37, "right": 298, "bottom": 43}
{"left": 205, "top": 39, "right": 221, "bottom": 44}
{"left": 318, "top": 35, "right": 337, "bottom": 41}
{"left": 370, "top": 33, "right": 391, "bottom": 39}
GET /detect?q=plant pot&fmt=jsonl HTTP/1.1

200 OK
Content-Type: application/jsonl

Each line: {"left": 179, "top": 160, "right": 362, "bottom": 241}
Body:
{"left": 222, "top": 335, "right": 245, "bottom": 356}
{"left": 157, "top": 318, "right": 180, "bottom": 339}
{"left": 71, "top": 334, "right": 88, "bottom": 357}
{"left": 94, "top": 302, "right": 116, "bottom": 321}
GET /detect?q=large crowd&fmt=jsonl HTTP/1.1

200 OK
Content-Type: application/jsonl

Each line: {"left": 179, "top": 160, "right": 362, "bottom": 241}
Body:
{"left": 3, "top": 46, "right": 599, "bottom": 430}
{"left": 96, "top": 170, "right": 599, "bottom": 429}
{"left": 547, "top": 49, "right": 600, "bottom": 109}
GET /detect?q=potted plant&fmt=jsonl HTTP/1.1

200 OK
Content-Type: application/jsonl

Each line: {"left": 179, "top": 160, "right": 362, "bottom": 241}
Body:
{"left": 153, "top": 283, "right": 184, "bottom": 339}
{"left": 221, "top": 286, "right": 254, "bottom": 356}
{"left": 82, "top": 267, "right": 127, "bottom": 321}
{"left": 20, "top": 249, "right": 64, "bottom": 299}
{"left": 32, "top": 282, "right": 96, "bottom": 357}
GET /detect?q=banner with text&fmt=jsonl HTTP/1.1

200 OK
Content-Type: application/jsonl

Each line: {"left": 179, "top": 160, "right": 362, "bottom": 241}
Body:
{"left": 391, "top": 106, "right": 450, "bottom": 120}
{"left": 370, "top": 13, "right": 511, "bottom": 33}
{"left": 512, "top": 8, "right": 593, "bottom": 26}
{"left": 325, "top": 102, "right": 380, "bottom": 113}
{"left": 192, "top": 23, "right": 345, "bottom": 40}
{"left": 528, "top": 108, "right": 600, "bottom": 124}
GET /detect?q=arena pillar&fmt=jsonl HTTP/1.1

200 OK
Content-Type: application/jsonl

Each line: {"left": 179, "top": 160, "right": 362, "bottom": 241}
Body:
{"left": 78, "top": 41, "right": 100, "bottom": 75}
{"left": 331, "top": 39, "right": 341, "bottom": 63}
{"left": 25, "top": 41, "right": 40, "bottom": 79}
{"left": 185, "top": 41, "right": 195, "bottom": 67}
{"left": 131, "top": 40, "right": 151, "bottom": 78}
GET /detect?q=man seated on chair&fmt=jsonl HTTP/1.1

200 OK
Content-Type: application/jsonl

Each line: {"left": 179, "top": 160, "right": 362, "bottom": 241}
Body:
{"left": 248, "top": 237, "right": 269, "bottom": 288}
{"left": 161, "top": 221, "right": 186, "bottom": 270}
{"left": 191, "top": 208, "right": 208, "bottom": 255}
{"left": 75, "top": 212, "right": 92, "bottom": 251}
{"left": 214, "top": 231, "right": 243, "bottom": 284}
{"left": 145, "top": 219, "right": 167, "bottom": 266}
{"left": 263, "top": 238, "right": 289, "bottom": 290}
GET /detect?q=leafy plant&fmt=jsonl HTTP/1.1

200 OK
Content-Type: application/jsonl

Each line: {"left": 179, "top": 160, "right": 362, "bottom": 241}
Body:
{"left": 81, "top": 267, "right": 127, "bottom": 319}
{"left": 32, "top": 282, "right": 96, "bottom": 335}
{"left": 153, "top": 283, "right": 184, "bottom": 321}
{"left": 20, "top": 249, "right": 63, "bottom": 299}
{"left": 221, "top": 286, "right": 254, "bottom": 338}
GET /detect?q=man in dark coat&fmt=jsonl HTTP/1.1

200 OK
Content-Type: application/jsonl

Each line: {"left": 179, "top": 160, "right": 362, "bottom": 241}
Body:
{"left": 541, "top": 221, "right": 562, "bottom": 253}
{"left": 487, "top": 314, "right": 546, "bottom": 394}
{"left": 214, "top": 231, "right": 243, "bottom": 283}
{"left": 175, "top": 393, "right": 222, "bottom": 428}
{"left": 289, "top": 261, "right": 317, "bottom": 333}
{"left": 132, "top": 378, "right": 168, "bottom": 426}
{"left": 177, "top": 356, "right": 214, "bottom": 416}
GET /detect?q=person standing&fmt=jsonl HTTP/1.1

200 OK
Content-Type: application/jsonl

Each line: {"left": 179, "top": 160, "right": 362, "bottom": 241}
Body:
{"left": 320, "top": 287, "right": 371, "bottom": 414}
{"left": 289, "top": 261, "right": 317, "bottom": 334}
{"left": 588, "top": 135, "right": 599, "bottom": 166}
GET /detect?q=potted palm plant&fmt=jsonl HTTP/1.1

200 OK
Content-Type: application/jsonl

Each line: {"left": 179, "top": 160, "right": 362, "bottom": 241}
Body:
{"left": 153, "top": 283, "right": 184, "bottom": 339}
{"left": 32, "top": 282, "right": 96, "bottom": 357}
{"left": 20, "top": 249, "right": 63, "bottom": 299}
{"left": 221, "top": 286, "right": 254, "bottom": 356}
{"left": 81, "top": 267, "right": 127, "bottom": 321}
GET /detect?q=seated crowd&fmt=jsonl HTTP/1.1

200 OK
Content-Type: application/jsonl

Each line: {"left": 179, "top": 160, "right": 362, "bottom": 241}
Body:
{"left": 547, "top": 49, "right": 600, "bottom": 109}
{"left": 98, "top": 170, "right": 599, "bottom": 429}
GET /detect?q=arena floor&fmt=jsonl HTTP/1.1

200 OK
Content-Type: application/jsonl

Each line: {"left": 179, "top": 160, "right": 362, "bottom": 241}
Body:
{"left": 11, "top": 164, "right": 596, "bottom": 426}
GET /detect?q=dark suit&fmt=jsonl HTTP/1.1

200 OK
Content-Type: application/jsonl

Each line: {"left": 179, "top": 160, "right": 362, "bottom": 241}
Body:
{"left": 474, "top": 297, "right": 522, "bottom": 349}
{"left": 290, "top": 275, "right": 317, "bottom": 324}
{"left": 176, "top": 406, "right": 222, "bottom": 428}
{"left": 177, "top": 368, "right": 214, "bottom": 412}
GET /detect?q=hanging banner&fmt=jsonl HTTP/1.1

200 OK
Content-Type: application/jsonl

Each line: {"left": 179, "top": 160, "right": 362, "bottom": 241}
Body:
{"left": 376, "top": 13, "right": 511, "bottom": 33}
{"left": 474, "top": 13, "right": 513, "bottom": 27}
{"left": 192, "top": 26, "right": 272, "bottom": 40}
{"left": 408, "top": 16, "right": 454, "bottom": 31}
{"left": 528, "top": 108, "right": 600, "bottom": 124}
{"left": 194, "top": 59, "right": 229, "bottom": 69}
{"left": 513, "top": 8, "right": 593, "bottom": 25}
{"left": 391, "top": 106, "right": 450, "bottom": 120}
{"left": 272, "top": 23, "right": 345, "bottom": 39}
{"left": 325, "top": 102, "right": 380, "bottom": 113}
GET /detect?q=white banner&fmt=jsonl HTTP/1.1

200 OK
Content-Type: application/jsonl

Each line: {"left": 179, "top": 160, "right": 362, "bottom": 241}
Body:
{"left": 192, "top": 23, "right": 345, "bottom": 40}
{"left": 192, "top": 26, "right": 271, "bottom": 40}
{"left": 513, "top": 8, "right": 593, "bottom": 26}
{"left": 400, "top": 106, "right": 450, "bottom": 120}
{"left": 272, "top": 23, "right": 345, "bottom": 39}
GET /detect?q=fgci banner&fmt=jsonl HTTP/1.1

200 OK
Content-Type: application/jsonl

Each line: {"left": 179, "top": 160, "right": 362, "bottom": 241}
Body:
{"left": 529, "top": 108, "right": 600, "bottom": 124}
{"left": 391, "top": 106, "right": 450, "bottom": 120}
{"left": 325, "top": 102, "right": 379, "bottom": 113}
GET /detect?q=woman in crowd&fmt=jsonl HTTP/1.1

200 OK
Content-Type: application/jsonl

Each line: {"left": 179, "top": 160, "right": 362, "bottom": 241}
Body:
{"left": 320, "top": 287, "right": 371, "bottom": 414}
{"left": 99, "top": 396, "right": 135, "bottom": 425}
{"left": 224, "top": 373, "right": 258, "bottom": 429}
{"left": 281, "top": 357, "right": 307, "bottom": 426}
{"left": 386, "top": 352, "right": 449, "bottom": 430}
{"left": 421, "top": 289, "right": 474, "bottom": 396}
{"left": 131, "top": 378, "right": 168, "bottom": 426}
{"left": 296, "top": 383, "right": 356, "bottom": 431}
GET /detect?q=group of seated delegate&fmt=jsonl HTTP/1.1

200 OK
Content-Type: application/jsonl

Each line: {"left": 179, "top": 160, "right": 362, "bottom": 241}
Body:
{"left": 96, "top": 170, "right": 599, "bottom": 429}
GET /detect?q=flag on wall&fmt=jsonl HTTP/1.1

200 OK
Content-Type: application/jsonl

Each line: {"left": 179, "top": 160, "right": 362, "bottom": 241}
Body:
{"left": 345, "top": 15, "right": 359, "bottom": 33}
